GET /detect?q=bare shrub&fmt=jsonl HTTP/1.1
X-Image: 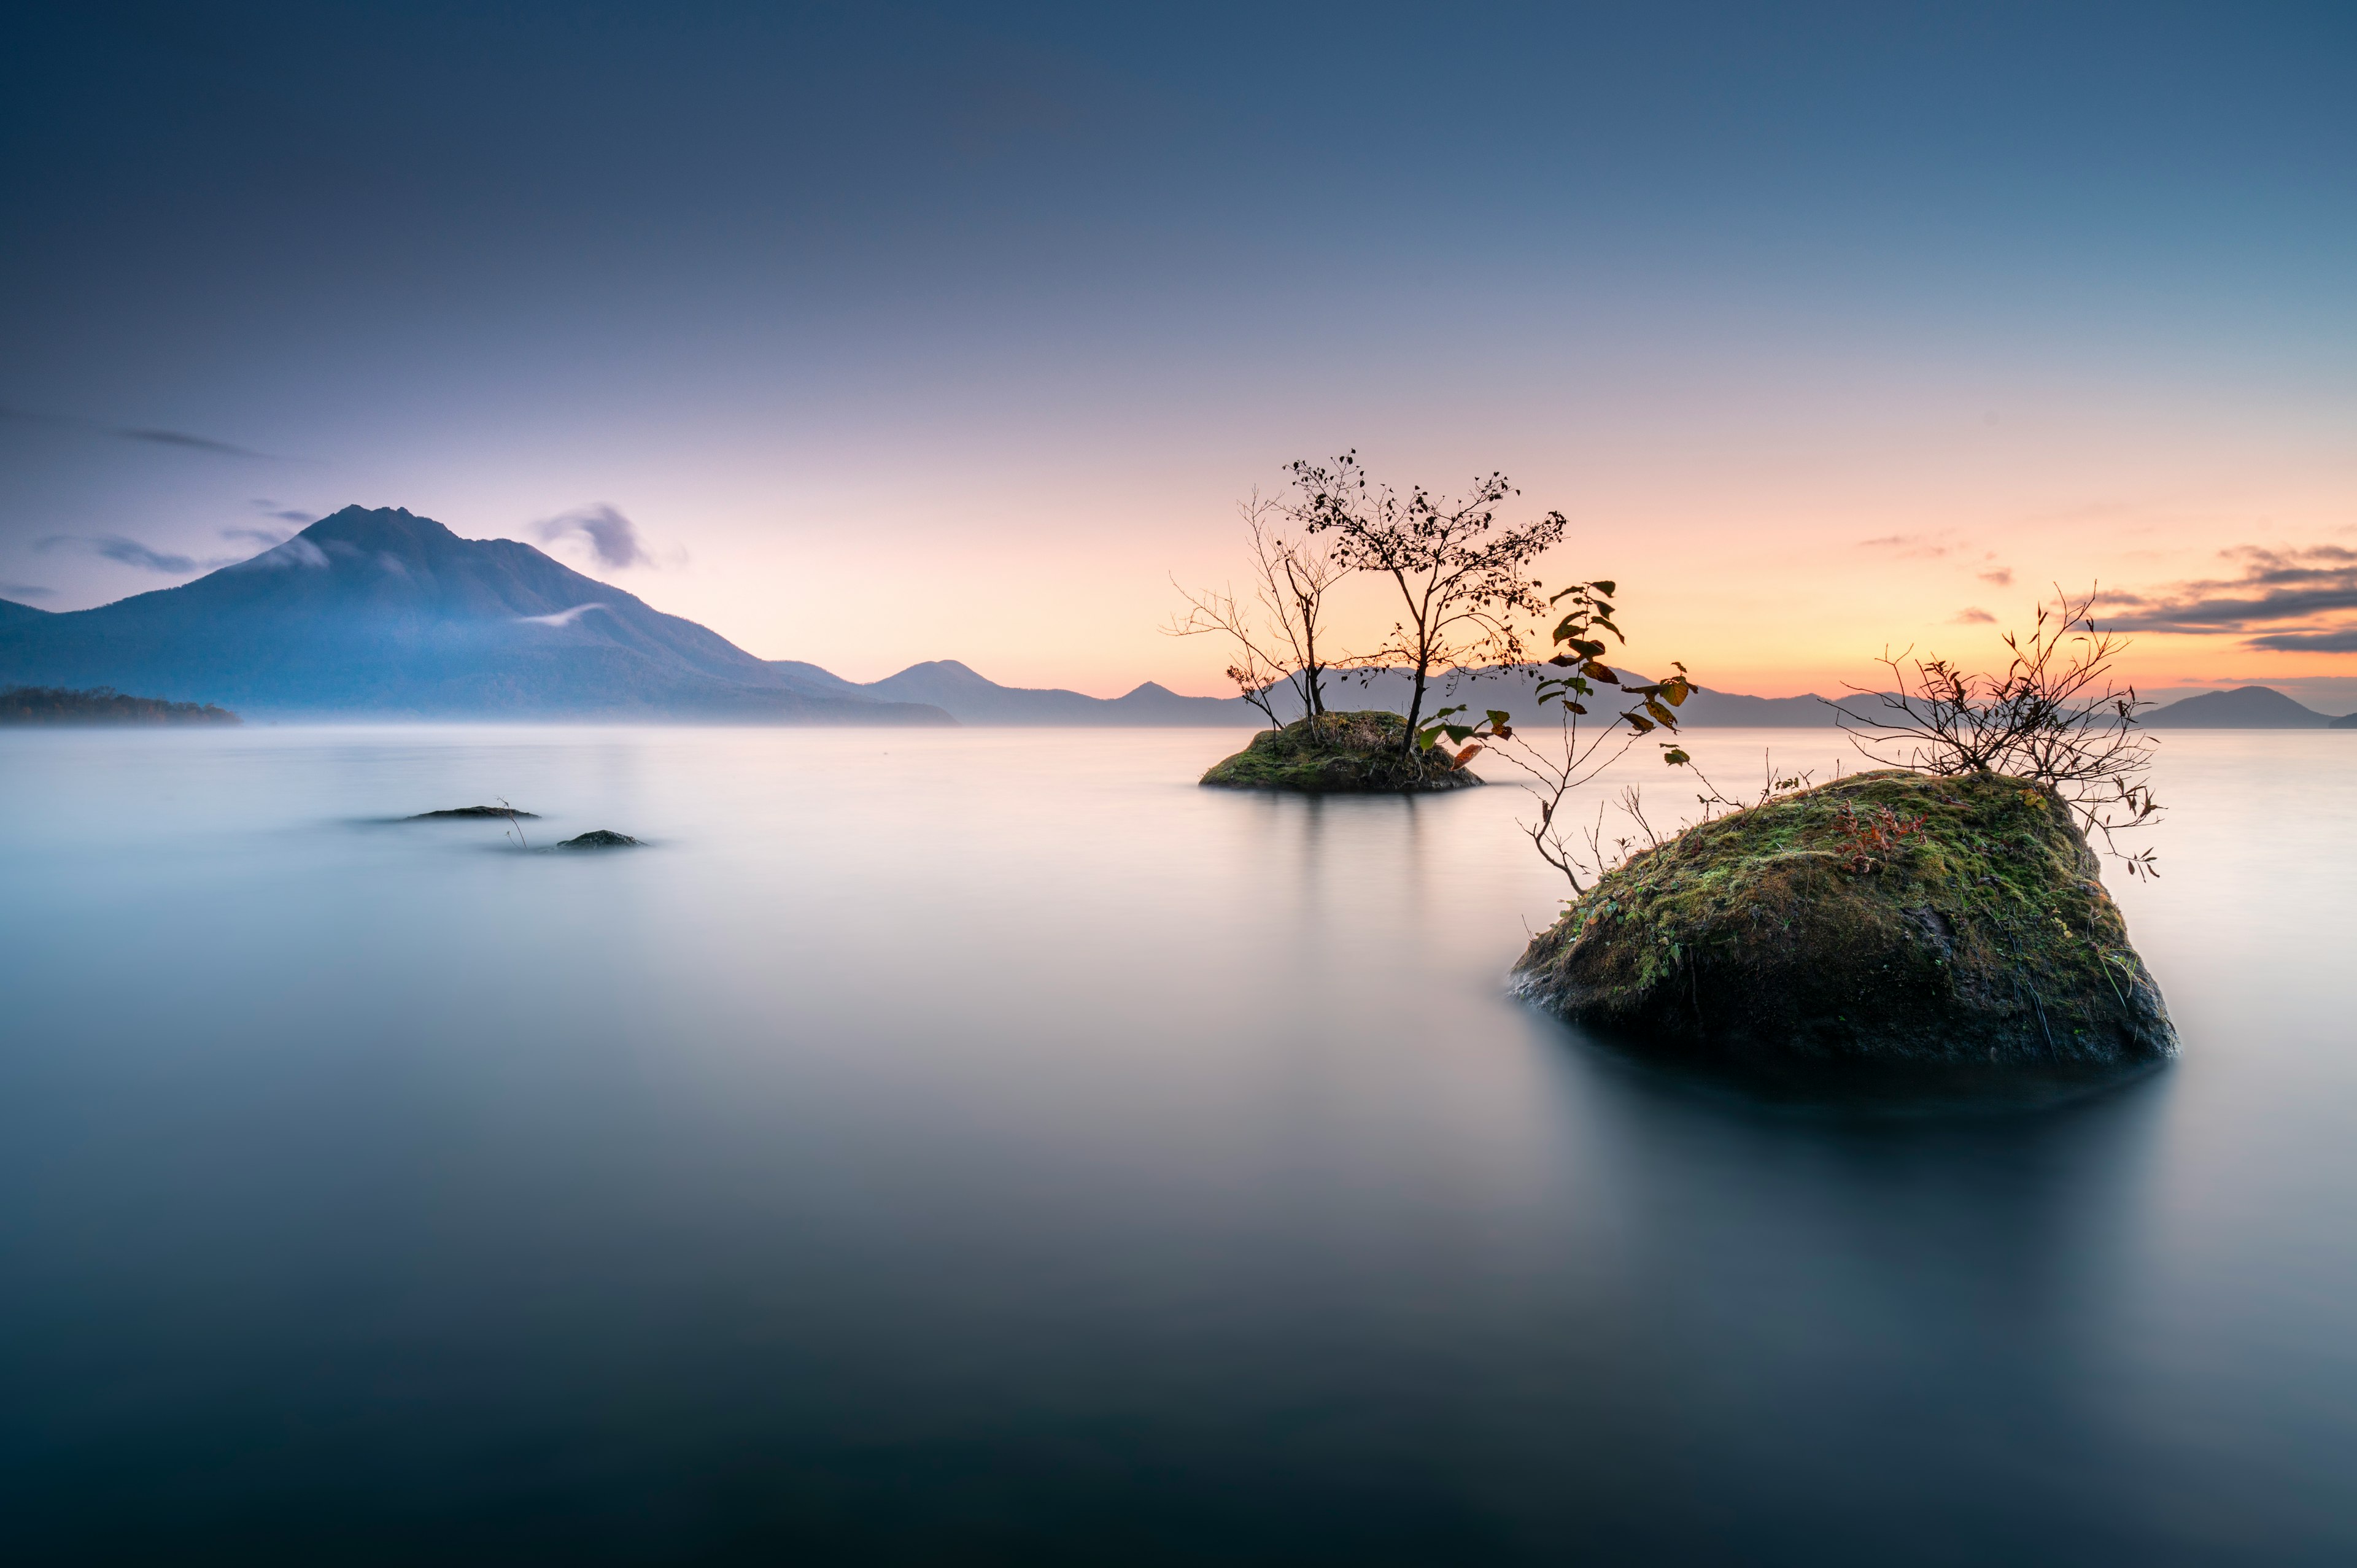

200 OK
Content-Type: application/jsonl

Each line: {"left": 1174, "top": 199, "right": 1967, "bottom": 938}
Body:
{"left": 1832, "top": 587, "right": 2162, "bottom": 875}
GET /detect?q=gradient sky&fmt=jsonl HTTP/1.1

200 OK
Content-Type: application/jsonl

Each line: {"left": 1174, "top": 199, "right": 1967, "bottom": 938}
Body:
{"left": 5, "top": 2, "right": 2353, "bottom": 703}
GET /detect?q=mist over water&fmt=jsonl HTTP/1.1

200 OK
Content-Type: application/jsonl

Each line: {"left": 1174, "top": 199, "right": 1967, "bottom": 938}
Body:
{"left": 1, "top": 726, "right": 2351, "bottom": 1564}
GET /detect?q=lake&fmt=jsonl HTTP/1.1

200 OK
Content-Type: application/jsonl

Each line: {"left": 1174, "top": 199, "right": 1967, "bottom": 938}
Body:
{"left": 1, "top": 725, "right": 2351, "bottom": 1564}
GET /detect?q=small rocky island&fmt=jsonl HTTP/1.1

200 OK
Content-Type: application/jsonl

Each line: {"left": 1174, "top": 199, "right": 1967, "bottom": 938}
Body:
{"left": 1514, "top": 769, "right": 2176, "bottom": 1071}
{"left": 409, "top": 806, "right": 541, "bottom": 820}
{"left": 559, "top": 830, "right": 641, "bottom": 849}
{"left": 1201, "top": 711, "right": 1482, "bottom": 793}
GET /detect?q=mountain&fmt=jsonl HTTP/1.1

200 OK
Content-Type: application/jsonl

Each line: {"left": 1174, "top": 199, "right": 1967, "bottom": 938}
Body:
{"left": 0, "top": 507, "right": 950, "bottom": 722}
{"left": 772, "top": 659, "right": 1251, "bottom": 724}
{"left": 2140, "top": 687, "right": 2339, "bottom": 729}
{"left": 753, "top": 662, "right": 1875, "bottom": 728}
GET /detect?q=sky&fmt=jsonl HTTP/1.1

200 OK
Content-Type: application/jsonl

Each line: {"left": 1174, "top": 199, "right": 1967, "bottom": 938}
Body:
{"left": 4, "top": 1, "right": 2353, "bottom": 705}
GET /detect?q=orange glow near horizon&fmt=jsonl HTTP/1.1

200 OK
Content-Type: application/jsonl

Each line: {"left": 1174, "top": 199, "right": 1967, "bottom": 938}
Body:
{"left": 552, "top": 397, "right": 2352, "bottom": 708}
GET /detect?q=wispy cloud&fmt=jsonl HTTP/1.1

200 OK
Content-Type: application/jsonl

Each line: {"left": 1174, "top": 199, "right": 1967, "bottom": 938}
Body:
{"left": 36, "top": 534, "right": 240, "bottom": 574}
{"left": 222, "top": 526, "right": 293, "bottom": 547}
{"left": 1952, "top": 607, "right": 1997, "bottom": 624}
{"left": 536, "top": 504, "right": 651, "bottom": 570}
{"left": 237, "top": 536, "right": 329, "bottom": 570}
{"left": 1, "top": 581, "right": 54, "bottom": 600}
{"left": 1978, "top": 568, "right": 2014, "bottom": 587}
{"left": 519, "top": 602, "right": 611, "bottom": 627}
{"left": 119, "top": 427, "right": 268, "bottom": 457}
{"left": 2, "top": 402, "right": 274, "bottom": 460}
{"left": 250, "top": 500, "right": 316, "bottom": 523}
{"left": 1859, "top": 533, "right": 1954, "bottom": 559}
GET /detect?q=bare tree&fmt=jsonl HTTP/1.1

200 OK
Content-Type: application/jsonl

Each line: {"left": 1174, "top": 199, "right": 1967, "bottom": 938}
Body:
{"left": 1832, "top": 587, "right": 2162, "bottom": 875}
{"left": 1167, "top": 493, "right": 1347, "bottom": 728}
{"left": 1285, "top": 452, "right": 1563, "bottom": 753}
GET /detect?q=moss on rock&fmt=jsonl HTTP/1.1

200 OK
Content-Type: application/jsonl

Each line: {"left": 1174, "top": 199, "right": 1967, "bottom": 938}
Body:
{"left": 1513, "top": 769, "right": 2175, "bottom": 1070}
{"left": 1200, "top": 710, "right": 1483, "bottom": 794}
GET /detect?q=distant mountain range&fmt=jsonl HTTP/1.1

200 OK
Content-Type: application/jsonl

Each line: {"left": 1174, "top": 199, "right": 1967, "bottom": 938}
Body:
{"left": 3, "top": 506, "right": 2351, "bottom": 728}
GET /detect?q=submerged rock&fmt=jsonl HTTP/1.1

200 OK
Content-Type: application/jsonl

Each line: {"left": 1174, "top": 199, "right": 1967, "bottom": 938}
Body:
{"left": 557, "top": 830, "right": 641, "bottom": 849}
{"left": 1201, "top": 710, "right": 1482, "bottom": 794}
{"left": 409, "top": 805, "right": 540, "bottom": 819}
{"left": 1513, "top": 770, "right": 2176, "bottom": 1071}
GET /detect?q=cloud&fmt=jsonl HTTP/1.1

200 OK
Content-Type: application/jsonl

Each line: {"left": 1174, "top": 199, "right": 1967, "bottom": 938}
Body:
{"left": 519, "top": 603, "right": 611, "bottom": 627}
{"left": 1, "top": 403, "right": 272, "bottom": 459}
{"left": 535, "top": 504, "right": 651, "bottom": 570}
{"left": 37, "top": 533, "right": 242, "bottom": 574}
{"left": 222, "top": 526, "right": 293, "bottom": 547}
{"left": 2245, "top": 628, "right": 2357, "bottom": 653}
{"left": 2100, "top": 544, "right": 2357, "bottom": 651}
{"left": 1859, "top": 533, "right": 1957, "bottom": 560}
{"left": 1978, "top": 568, "right": 2014, "bottom": 587}
{"left": 1, "top": 581, "right": 54, "bottom": 600}
{"left": 1952, "top": 608, "right": 1997, "bottom": 624}
{"left": 250, "top": 500, "right": 316, "bottom": 523}
{"left": 237, "top": 536, "right": 329, "bottom": 570}
{"left": 118, "top": 427, "right": 268, "bottom": 458}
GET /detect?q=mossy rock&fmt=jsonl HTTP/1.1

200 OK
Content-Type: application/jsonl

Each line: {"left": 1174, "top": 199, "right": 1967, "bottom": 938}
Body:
{"left": 1513, "top": 769, "right": 2176, "bottom": 1072}
{"left": 1201, "top": 710, "right": 1483, "bottom": 794}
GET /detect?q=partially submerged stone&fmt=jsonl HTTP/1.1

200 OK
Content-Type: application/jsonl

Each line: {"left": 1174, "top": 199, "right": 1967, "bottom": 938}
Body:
{"left": 1201, "top": 710, "right": 1482, "bottom": 794}
{"left": 408, "top": 805, "right": 541, "bottom": 819}
{"left": 1514, "top": 770, "right": 2175, "bottom": 1072}
{"left": 557, "top": 830, "right": 641, "bottom": 849}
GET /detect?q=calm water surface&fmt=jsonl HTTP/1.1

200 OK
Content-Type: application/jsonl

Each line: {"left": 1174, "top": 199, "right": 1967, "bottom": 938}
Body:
{"left": 1, "top": 725, "right": 2351, "bottom": 1564}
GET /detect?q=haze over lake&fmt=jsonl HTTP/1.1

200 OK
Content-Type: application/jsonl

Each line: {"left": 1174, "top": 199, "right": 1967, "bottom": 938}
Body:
{"left": 2, "top": 725, "right": 2350, "bottom": 1563}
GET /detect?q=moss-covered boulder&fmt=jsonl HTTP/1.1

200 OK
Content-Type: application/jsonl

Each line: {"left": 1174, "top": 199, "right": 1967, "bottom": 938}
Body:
{"left": 1513, "top": 769, "right": 2175, "bottom": 1071}
{"left": 1201, "top": 710, "right": 1483, "bottom": 793}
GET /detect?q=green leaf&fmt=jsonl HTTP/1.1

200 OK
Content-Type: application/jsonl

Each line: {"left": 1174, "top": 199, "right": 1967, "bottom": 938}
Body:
{"left": 1662, "top": 746, "right": 1691, "bottom": 766}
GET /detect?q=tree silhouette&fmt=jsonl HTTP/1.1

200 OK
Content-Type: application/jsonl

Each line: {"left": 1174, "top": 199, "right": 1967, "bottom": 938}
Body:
{"left": 1285, "top": 452, "right": 1562, "bottom": 753}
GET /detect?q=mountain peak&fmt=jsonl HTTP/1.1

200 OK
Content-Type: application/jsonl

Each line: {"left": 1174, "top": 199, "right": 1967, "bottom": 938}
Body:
{"left": 298, "top": 505, "right": 460, "bottom": 547}
{"left": 891, "top": 659, "right": 989, "bottom": 685}
{"left": 2143, "top": 686, "right": 2331, "bottom": 728}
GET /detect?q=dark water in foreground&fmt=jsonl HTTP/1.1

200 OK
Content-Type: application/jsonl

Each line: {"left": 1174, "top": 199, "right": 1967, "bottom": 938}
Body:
{"left": 1, "top": 726, "right": 2351, "bottom": 1564}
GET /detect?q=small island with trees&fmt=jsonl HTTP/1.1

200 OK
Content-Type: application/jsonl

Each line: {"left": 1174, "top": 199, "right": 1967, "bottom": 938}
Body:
{"left": 1174, "top": 453, "right": 1687, "bottom": 794}
{"left": 0, "top": 685, "right": 241, "bottom": 725}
